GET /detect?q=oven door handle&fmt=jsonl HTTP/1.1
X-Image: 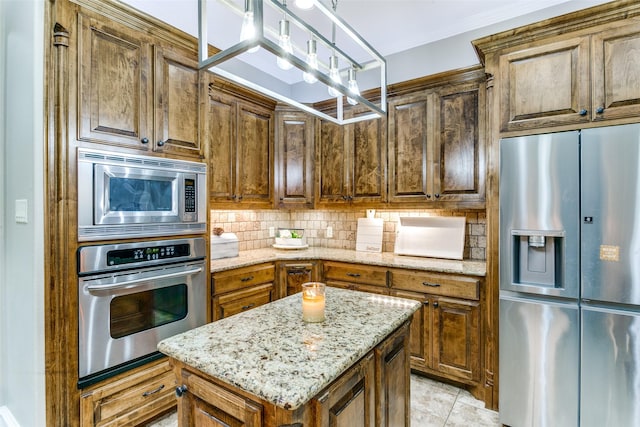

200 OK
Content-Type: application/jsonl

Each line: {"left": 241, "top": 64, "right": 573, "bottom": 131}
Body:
{"left": 86, "top": 267, "right": 203, "bottom": 292}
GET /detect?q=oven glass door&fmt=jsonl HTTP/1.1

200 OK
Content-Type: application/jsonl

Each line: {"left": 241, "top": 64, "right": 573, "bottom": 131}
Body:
{"left": 78, "top": 261, "right": 206, "bottom": 379}
{"left": 94, "top": 163, "right": 187, "bottom": 225}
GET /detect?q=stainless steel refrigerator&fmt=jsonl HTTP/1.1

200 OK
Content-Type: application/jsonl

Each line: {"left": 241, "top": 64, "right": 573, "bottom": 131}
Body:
{"left": 499, "top": 123, "right": 640, "bottom": 427}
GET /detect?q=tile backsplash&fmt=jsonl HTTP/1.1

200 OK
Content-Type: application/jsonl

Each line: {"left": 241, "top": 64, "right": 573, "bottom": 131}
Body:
{"left": 210, "top": 209, "right": 486, "bottom": 261}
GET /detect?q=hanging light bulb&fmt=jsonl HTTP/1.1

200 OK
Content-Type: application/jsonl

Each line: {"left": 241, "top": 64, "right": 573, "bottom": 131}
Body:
{"left": 303, "top": 39, "right": 318, "bottom": 84}
{"left": 295, "top": 0, "right": 314, "bottom": 9}
{"left": 347, "top": 67, "right": 360, "bottom": 105}
{"left": 276, "top": 18, "right": 293, "bottom": 70}
{"left": 240, "top": 0, "right": 259, "bottom": 53}
{"left": 328, "top": 55, "right": 341, "bottom": 97}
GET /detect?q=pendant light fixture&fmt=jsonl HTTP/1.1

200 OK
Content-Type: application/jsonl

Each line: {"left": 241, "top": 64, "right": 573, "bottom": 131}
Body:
{"left": 239, "top": 0, "right": 259, "bottom": 53}
{"left": 302, "top": 38, "right": 318, "bottom": 84}
{"left": 198, "top": 0, "right": 387, "bottom": 125}
{"left": 347, "top": 67, "right": 360, "bottom": 106}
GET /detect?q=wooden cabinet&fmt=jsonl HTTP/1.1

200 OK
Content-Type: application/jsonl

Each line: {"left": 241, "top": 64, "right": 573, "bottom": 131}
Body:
{"left": 499, "top": 22, "right": 640, "bottom": 132}
{"left": 206, "top": 85, "right": 275, "bottom": 208}
{"left": 390, "top": 270, "right": 481, "bottom": 384}
{"left": 323, "top": 261, "right": 389, "bottom": 295}
{"left": 314, "top": 352, "right": 376, "bottom": 427}
{"left": 279, "top": 261, "right": 320, "bottom": 297}
{"left": 80, "top": 358, "right": 176, "bottom": 427}
{"left": 315, "top": 106, "right": 387, "bottom": 206}
{"left": 177, "top": 368, "right": 263, "bottom": 427}
{"left": 275, "top": 109, "right": 315, "bottom": 209}
{"left": 388, "top": 80, "right": 485, "bottom": 207}
{"left": 212, "top": 263, "right": 276, "bottom": 320}
{"left": 77, "top": 13, "right": 202, "bottom": 158}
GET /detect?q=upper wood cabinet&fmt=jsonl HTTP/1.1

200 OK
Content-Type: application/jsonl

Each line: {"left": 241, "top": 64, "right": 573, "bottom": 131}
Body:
{"left": 77, "top": 13, "right": 203, "bottom": 159}
{"left": 315, "top": 106, "right": 387, "bottom": 206}
{"left": 206, "top": 84, "right": 275, "bottom": 208}
{"left": 275, "top": 109, "right": 314, "bottom": 209}
{"left": 498, "top": 21, "right": 640, "bottom": 132}
{"left": 388, "top": 80, "right": 485, "bottom": 207}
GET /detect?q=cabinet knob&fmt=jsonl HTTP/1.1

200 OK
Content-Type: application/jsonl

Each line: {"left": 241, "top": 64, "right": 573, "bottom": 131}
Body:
{"left": 140, "top": 137, "right": 149, "bottom": 144}
{"left": 433, "top": 301, "right": 439, "bottom": 308}
{"left": 423, "top": 301, "right": 429, "bottom": 306}
{"left": 434, "top": 193, "right": 440, "bottom": 199}
{"left": 579, "top": 109, "right": 588, "bottom": 116}
{"left": 596, "top": 106, "right": 605, "bottom": 114}
{"left": 426, "top": 194, "right": 431, "bottom": 199}
{"left": 175, "top": 385, "right": 188, "bottom": 397}
{"left": 157, "top": 140, "right": 165, "bottom": 147}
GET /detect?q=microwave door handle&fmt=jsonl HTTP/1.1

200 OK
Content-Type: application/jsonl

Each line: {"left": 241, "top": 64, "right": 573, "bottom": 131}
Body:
{"left": 86, "top": 267, "right": 203, "bottom": 292}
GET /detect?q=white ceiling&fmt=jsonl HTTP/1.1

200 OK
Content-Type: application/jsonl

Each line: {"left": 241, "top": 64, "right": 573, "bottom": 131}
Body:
{"left": 120, "top": 0, "right": 614, "bottom": 96}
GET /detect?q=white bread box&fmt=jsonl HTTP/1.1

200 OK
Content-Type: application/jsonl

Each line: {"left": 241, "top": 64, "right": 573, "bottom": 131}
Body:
{"left": 210, "top": 232, "right": 239, "bottom": 260}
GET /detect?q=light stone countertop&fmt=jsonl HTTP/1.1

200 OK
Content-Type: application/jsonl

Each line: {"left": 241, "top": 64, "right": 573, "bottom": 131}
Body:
{"left": 211, "top": 247, "right": 486, "bottom": 277}
{"left": 157, "top": 287, "right": 421, "bottom": 410}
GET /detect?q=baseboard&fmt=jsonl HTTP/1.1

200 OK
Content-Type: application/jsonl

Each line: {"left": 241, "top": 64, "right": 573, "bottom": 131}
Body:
{"left": 0, "top": 406, "right": 19, "bottom": 427}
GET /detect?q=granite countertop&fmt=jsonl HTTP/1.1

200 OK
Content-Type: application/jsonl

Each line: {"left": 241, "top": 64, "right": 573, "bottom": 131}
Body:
{"left": 158, "top": 287, "right": 421, "bottom": 410}
{"left": 211, "top": 247, "right": 486, "bottom": 277}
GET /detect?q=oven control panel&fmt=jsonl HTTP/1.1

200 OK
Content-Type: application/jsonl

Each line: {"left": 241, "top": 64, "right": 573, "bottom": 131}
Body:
{"left": 78, "top": 237, "right": 206, "bottom": 275}
{"left": 107, "top": 243, "right": 191, "bottom": 266}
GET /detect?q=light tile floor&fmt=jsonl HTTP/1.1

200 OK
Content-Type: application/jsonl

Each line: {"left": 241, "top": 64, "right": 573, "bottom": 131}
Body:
{"left": 147, "top": 374, "right": 500, "bottom": 427}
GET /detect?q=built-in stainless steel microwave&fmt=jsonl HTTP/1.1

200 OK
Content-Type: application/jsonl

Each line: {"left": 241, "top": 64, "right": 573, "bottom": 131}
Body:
{"left": 77, "top": 148, "right": 207, "bottom": 241}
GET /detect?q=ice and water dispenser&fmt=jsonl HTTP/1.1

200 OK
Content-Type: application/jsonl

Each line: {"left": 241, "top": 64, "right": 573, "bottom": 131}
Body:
{"left": 511, "top": 230, "right": 564, "bottom": 288}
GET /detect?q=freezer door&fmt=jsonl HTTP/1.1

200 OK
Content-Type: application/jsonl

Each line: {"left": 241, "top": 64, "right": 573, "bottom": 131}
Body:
{"left": 500, "top": 132, "right": 580, "bottom": 298}
{"left": 581, "top": 306, "right": 640, "bottom": 427}
{"left": 581, "top": 123, "right": 640, "bottom": 305}
{"left": 499, "top": 295, "right": 579, "bottom": 427}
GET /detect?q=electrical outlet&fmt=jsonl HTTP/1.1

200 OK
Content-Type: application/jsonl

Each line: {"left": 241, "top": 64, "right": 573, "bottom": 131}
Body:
{"left": 269, "top": 226, "right": 275, "bottom": 237}
{"left": 326, "top": 226, "right": 333, "bottom": 238}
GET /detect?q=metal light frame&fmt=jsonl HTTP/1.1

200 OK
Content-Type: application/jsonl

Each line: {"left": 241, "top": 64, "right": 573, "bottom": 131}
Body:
{"left": 198, "top": 0, "right": 387, "bottom": 124}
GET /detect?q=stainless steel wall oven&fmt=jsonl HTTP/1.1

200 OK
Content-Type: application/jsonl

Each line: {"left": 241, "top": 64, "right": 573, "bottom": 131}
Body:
{"left": 77, "top": 237, "right": 207, "bottom": 387}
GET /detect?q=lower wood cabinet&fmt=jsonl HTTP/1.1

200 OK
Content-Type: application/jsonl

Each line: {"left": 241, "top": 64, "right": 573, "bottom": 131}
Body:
{"left": 79, "top": 358, "right": 176, "bottom": 427}
{"left": 390, "top": 270, "right": 481, "bottom": 384}
{"left": 323, "top": 261, "right": 389, "bottom": 295}
{"left": 279, "top": 261, "right": 320, "bottom": 297}
{"left": 212, "top": 263, "right": 276, "bottom": 321}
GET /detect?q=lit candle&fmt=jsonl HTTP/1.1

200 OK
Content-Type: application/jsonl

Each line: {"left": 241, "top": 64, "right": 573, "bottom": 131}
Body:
{"left": 302, "top": 282, "right": 326, "bottom": 323}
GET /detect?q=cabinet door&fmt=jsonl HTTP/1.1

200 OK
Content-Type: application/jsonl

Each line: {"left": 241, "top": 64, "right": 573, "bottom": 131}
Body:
{"left": 314, "top": 352, "right": 375, "bottom": 427}
{"left": 154, "top": 45, "right": 202, "bottom": 159}
{"left": 347, "top": 107, "right": 387, "bottom": 204}
{"left": 178, "top": 369, "right": 262, "bottom": 427}
{"left": 316, "top": 118, "right": 348, "bottom": 204}
{"left": 376, "top": 322, "right": 411, "bottom": 427}
{"left": 388, "top": 93, "right": 433, "bottom": 203}
{"left": 432, "top": 83, "right": 485, "bottom": 205}
{"left": 499, "top": 36, "right": 590, "bottom": 131}
{"left": 207, "top": 90, "right": 236, "bottom": 203}
{"left": 432, "top": 296, "right": 480, "bottom": 382}
{"left": 389, "top": 290, "right": 429, "bottom": 371}
{"left": 77, "top": 14, "right": 153, "bottom": 150}
{"left": 592, "top": 23, "right": 640, "bottom": 122}
{"left": 281, "top": 262, "right": 318, "bottom": 296}
{"left": 276, "top": 110, "right": 314, "bottom": 208}
{"left": 236, "top": 101, "right": 273, "bottom": 207}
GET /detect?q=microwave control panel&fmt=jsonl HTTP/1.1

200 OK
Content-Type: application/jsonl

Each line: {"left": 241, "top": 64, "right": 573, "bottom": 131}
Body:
{"left": 185, "top": 178, "right": 196, "bottom": 213}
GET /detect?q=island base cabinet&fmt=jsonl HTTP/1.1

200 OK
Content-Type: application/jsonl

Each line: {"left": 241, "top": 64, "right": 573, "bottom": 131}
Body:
{"left": 177, "top": 368, "right": 263, "bottom": 427}
{"left": 376, "top": 322, "right": 411, "bottom": 427}
{"left": 313, "top": 352, "right": 376, "bottom": 427}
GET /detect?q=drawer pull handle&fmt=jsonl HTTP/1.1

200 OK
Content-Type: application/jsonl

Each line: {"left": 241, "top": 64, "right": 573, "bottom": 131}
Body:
{"left": 423, "top": 282, "right": 440, "bottom": 287}
{"left": 175, "top": 385, "right": 187, "bottom": 397}
{"left": 240, "top": 276, "right": 254, "bottom": 282}
{"left": 289, "top": 266, "right": 307, "bottom": 271}
{"left": 346, "top": 273, "right": 361, "bottom": 278}
{"left": 142, "top": 384, "right": 165, "bottom": 397}
{"left": 241, "top": 303, "right": 255, "bottom": 310}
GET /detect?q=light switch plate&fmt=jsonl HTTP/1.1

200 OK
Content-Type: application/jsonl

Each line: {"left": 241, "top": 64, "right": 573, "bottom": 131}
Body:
{"left": 15, "top": 199, "right": 28, "bottom": 224}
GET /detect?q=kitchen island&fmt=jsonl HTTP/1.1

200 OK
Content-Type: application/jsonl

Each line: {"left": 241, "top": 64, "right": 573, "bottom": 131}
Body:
{"left": 158, "top": 287, "right": 421, "bottom": 427}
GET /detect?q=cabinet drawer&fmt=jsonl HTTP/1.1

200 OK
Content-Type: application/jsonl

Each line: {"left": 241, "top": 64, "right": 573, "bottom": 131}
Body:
{"left": 323, "top": 262, "right": 388, "bottom": 287}
{"left": 214, "top": 283, "right": 274, "bottom": 319}
{"left": 80, "top": 359, "right": 176, "bottom": 427}
{"left": 213, "top": 263, "right": 275, "bottom": 295}
{"left": 391, "top": 270, "right": 479, "bottom": 300}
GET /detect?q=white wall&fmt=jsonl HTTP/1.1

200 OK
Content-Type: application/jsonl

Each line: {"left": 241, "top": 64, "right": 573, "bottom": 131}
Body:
{"left": 0, "top": 0, "right": 46, "bottom": 426}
